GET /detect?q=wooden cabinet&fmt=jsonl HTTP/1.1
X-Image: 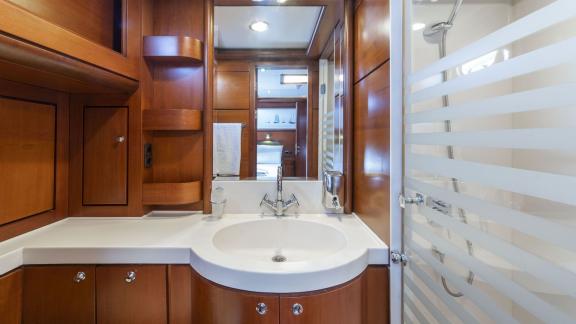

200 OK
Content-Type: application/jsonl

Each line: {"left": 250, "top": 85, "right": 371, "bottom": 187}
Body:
{"left": 190, "top": 267, "right": 388, "bottom": 324}
{"left": 0, "top": 269, "right": 22, "bottom": 324}
{"left": 22, "top": 265, "right": 96, "bottom": 324}
{"left": 96, "top": 265, "right": 167, "bottom": 324}
{"left": 191, "top": 270, "right": 279, "bottom": 324}
{"left": 279, "top": 274, "right": 363, "bottom": 324}
{"left": 83, "top": 107, "right": 128, "bottom": 205}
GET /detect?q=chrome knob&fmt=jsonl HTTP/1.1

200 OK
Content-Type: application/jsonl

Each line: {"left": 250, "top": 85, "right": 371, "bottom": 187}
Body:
{"left": 73, "top": 271, "right": 86, "bottom": 283}
{"left": 116, "top": 136, "right": 126, "bottom": 143}
{"left": 256, "top": 302, "right": 267, "bottom": 315}
{"left": 125, "top": 271, "right": 136, "bottom": 283}
{"left": 292, "top": 303, "right": 303, "bottom": 316}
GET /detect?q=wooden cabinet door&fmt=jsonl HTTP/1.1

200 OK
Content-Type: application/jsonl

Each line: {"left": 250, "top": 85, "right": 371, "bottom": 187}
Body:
{"left": 22, "top": 265, "right": 96, "bottom": 324}
{"left": 191, "top": 270, "right": 279, "bottom": 324}
{"left": 96, "top": 265, "right": 167, "bottom": 324}
{"left": 83, "top": 107, "right": 128, "bottom": 205}
{"left": 0, "top": 269, "right": 22, "bottom": 324}
{"left": 279, "top": 275, "right": 363, "bottom": 324}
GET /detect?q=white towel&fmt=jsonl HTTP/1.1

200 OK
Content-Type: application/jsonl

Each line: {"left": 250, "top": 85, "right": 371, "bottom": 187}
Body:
{"left": 213, "top": 123, "right": 242, "bottom": 176}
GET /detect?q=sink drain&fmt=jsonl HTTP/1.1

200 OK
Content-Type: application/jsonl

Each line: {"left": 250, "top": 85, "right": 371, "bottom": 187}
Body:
{"left": 271, "top": 254, "right": 287, "bottom": 262}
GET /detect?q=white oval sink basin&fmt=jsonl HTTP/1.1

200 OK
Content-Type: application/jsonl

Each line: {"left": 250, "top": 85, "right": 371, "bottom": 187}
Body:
{"left": 212, "top": 219, "right": 347, "bottom": 263}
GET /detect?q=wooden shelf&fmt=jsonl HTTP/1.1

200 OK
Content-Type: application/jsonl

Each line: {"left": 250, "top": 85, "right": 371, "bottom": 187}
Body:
{"left": 143, "top": 36, "right": 203, "bottom": 63}
{"left": 143, "top": 109, "right": 202, "bottom": 131}
{"left": 142, "top": 181, "right": 201, "bottom": 205}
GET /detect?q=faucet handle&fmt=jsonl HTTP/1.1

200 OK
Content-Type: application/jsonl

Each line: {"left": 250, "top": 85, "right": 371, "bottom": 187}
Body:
{"left": 260, "top": 193, "right": 270, "bottom": 207}
{"left": 287, "top": 193, "right": 300, "bottom": 207}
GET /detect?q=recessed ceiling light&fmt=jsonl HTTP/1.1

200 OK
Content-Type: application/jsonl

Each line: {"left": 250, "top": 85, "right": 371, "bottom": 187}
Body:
{"left": 281, "top": 74, "right": 308, "bottom": 84}
{"left": 249, "top": 21, "right": 269, "bottom": 32}
{"left": 412, "top": 23, "right": 426, "bottom": 31}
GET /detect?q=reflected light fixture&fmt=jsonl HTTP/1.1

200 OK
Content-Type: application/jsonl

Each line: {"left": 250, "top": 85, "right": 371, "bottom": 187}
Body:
{"left": 277, "top": 0, "right": 287, "bottom": 3}
{"left": 281, "top": 74, "right": 308, "bottom": 84}
{"left": 249, "top": 21, "right": 269, "bottom": 32}
{"left": 412, "top": 23, "right": 426, "bottom": 31}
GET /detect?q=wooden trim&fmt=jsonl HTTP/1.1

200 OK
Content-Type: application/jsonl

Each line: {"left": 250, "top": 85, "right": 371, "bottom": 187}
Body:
{"left": 144, "top": 36, "right": 203, "bottom": 64}
{"left": 0, "top": 79, "right": 68, "bottom": 242}
{"left": 203, "top": 0, "right": 215, "bottom": 213}
{"left": 143, "top": 109, "right": 202, "bottom": 131}
{"left": 343, "top": 0, "right": 354, "bottom": 214}
{"left": 0, "top": 0, "right": 140, "bottom": 80}
{"left": 216, "top": 49, "right": 308, "bottom": 61}
{"left": 143, "top": 182, "right": 202, "bottom": 205}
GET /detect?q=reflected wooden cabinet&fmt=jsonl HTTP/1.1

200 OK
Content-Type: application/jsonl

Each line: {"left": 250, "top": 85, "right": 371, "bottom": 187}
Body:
{"left": 22, "top": 265, "right": 96, "bottom": 324}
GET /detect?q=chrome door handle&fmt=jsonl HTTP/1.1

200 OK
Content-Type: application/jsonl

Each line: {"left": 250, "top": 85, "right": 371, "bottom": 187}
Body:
{"left": 116, "top": 136, "right": 126, "bottom": 143}
{"left": 256, "top": 302, "right": 268, "bottom": 315}
{"left": 73, "top": 271, "right": 86, "bottom": 283}
{"left": 292, "top": 303, "right": 303, "bottom": 316}
{"left": 125, "top": 271, "right": 136, "bottom": 283}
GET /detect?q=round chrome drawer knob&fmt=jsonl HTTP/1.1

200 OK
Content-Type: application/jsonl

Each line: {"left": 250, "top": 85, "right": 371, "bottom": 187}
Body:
{"left": 125, "top": 271, "right": 136, "bottom": 283}
{"left": 73, "top": 271, "right": 86, "bottom": 283}
{"left": 256, "top": 302, "right": 268, "bottom": 315}
{"left": 116, "top": 136, "right": 126, "bottom": 143}
{"left": 292, "top": 303, "right": 303, "bottom": 316}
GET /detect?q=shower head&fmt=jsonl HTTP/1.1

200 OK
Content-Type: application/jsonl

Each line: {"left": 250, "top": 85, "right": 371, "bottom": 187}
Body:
{"left": 422, "top": 0, "right": 464, "bottom": 44}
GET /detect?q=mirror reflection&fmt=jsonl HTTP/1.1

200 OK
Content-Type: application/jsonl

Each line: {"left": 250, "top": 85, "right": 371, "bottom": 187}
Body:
{"left": 212, "top": 2, "right": 343, "bottom": 181}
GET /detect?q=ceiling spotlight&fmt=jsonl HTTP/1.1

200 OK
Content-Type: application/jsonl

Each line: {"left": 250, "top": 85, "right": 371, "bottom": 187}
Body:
{"left": 249, "top": 21, "right": 269, "bottom": 32}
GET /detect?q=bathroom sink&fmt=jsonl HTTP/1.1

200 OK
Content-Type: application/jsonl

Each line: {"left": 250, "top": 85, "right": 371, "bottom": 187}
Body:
{"left": 212, "top": 219, "right": 347, "bottom": 263}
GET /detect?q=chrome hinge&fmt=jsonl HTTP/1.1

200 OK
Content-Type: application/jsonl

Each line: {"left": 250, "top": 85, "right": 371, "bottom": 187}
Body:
{"left": 391, "top": 250, "right": 408, "bottom": 266}
{"left": 399, "top": 193, "right": 424, "bottom": 208}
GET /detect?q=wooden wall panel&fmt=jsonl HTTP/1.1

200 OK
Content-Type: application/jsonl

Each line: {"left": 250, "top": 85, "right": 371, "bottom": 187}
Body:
{"left": 213, "top": 110, "right": 251, "bottom": 178}
{"left": 353, "top": 63, "right": 390, "bottom": 243}
{"left": 7, "top": 0, "right": 117, "bottom": 49}
{"left": 0, "top": 269, "right": 22, "bottom": 324}
{"left": 0, "top": 79, "right": 68, "bottom": 241}
{"left": 353, "top": 0, "right": 390, "bottom": 83}
{"left": 0, "top": 97, "right": 55, "bottom": 225}
{"left": 83, "top": 107, "right": 128, "bottom": 205}
{"left": 215, "top": 71, "right": 251, "bottom": 110}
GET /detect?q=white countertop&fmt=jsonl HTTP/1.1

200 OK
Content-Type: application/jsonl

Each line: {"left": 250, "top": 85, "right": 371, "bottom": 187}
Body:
{"left": 0, "top": 213, "right": 388, "bottom": 293}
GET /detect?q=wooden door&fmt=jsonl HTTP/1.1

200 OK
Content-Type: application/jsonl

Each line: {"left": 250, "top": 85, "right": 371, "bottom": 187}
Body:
{"left": 0, "top": 269, "right": 22, "bottom": 324}
{"left": 295, "top": 100, "right": 308, "bottom": 177}
{"left": 0, "top": 97, "right": 55, "bottom": 225}
{"left": 191, "top": 270, "right": 279, "bottom": 324}
{"left": 96, "top": 265, "right": 167, "bottom": 324}
{"left": 22, "top": 265, "right": 96, "bottom": 324}
{"left": 83, "top": 107, "right": 128, "bottom": 205}
{"left": 279, "top": 275, "right": 362, "bottom": 324}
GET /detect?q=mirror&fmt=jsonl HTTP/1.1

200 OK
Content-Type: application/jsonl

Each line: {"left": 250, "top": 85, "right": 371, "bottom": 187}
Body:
{"left": 212, "top": 1, "right": 344, "bottom": 181}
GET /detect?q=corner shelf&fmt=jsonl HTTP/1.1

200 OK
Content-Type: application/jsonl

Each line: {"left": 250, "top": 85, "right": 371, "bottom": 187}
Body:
{"left": 143, "top": 109, "right": 202, "bottom": 131}
{"left": 142, "top": 181, "right": 202, "bottom": 205}
{"left": 143, "top": 36, "right": 203, "bottom": 63}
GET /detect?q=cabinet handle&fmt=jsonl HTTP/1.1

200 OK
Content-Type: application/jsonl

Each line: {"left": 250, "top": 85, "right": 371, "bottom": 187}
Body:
{"left": 256, "top": 302, "right": 268, "bottom": 315}
{"left": 292, "top": 303, "right": 303, "bottom": 316}
{"left": 73, "top": 271, "right": 86, "bottom": 283}
{"left": 125, "top": 271, "right": 136, "bottom": 283}
{"left": 116, "top": 136, "right": 126, "bottom": 143}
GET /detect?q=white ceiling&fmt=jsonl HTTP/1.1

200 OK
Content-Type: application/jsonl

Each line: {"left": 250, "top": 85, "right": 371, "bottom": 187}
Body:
{"left": 214, "top": 6, "right": 323, "bottom": 49}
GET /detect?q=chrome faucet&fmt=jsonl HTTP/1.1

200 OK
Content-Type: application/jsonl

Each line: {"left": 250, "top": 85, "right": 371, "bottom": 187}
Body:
{"left": 260, "top": 166, "right": 299, "bottom": 216}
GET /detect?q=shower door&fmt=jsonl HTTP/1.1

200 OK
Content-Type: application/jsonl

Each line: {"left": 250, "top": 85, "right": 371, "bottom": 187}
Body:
{"left": 401, "top": 0, "right": 576, "bottom": 323}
